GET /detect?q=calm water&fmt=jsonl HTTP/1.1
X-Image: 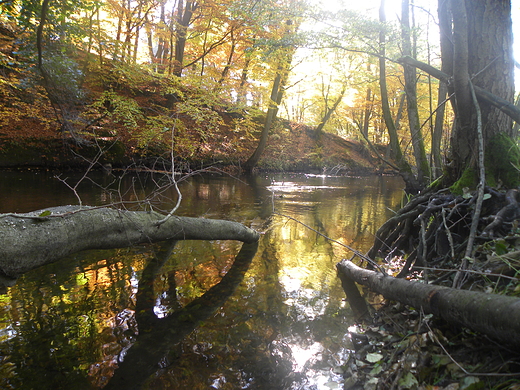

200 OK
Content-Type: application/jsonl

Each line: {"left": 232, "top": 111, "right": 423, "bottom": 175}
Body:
{"left": 0, "top": 170, "right": 404, "bottom": 389}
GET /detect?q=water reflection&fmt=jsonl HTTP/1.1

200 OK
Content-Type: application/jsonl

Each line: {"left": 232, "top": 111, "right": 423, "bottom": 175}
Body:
{"left": 0, "top": 172, "right": 404, "bottom": 389}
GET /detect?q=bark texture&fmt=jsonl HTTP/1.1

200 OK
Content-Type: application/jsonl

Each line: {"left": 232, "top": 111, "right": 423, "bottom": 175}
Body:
{"left": 337, "top": 259, "right": 520, "bottom": 348}
{"left": 0, "top": 206, "right": 260, "bottom": 278}
{"left": 439, "top": 0, "right": 514, "bottom": 184}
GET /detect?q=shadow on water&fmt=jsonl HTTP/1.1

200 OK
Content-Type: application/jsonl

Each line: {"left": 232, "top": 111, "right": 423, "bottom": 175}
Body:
{"left": 0, "top": 171, "right": 405, "bottom": 389}
{"left": 105, "top": 241, "right": 259, "bottom": 389}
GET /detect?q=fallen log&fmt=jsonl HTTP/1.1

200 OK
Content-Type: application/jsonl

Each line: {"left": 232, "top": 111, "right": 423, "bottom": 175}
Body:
{"left": 337, "top": 259, "right": 520, "bottom": 348}
{"left": 0, "top": 206, "right": 260, "bottom": 278}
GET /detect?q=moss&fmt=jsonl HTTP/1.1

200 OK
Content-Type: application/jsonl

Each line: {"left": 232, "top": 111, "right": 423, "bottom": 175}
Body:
{"left": 450, "top": 133, "right": 520, "bottom": 193}
{"left": 485, "top": 132, "right": 520, "bottom": 188}
{"left": 450, "top": 167, "right": 477, "bottom": 195}
{"left": 428, "top": 175, "right": 445, "bottom": 191}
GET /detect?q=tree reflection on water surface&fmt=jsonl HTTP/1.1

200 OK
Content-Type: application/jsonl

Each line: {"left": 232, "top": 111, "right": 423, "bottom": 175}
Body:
{"left": 0, "top": 172, "right": 404, "bottom": 389}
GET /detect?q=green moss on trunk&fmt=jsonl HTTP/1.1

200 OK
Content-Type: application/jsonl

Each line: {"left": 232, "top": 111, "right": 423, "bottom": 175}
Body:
{"left": 485, "top": 132, "right": 520, "bottom": 188}
{"left": 451, "top": 133, "right": 520, "bottom": 193}
{"left": 450, "top": 166, "right": 477, "bottom": 195}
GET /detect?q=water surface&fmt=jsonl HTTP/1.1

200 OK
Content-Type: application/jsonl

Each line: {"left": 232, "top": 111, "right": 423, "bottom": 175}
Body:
{"left": 0, "top": 171, "right": 404, "bottom": 389}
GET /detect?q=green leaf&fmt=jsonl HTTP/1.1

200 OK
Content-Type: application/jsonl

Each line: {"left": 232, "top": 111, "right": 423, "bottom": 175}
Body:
{"left": 398, "top": 372, "right": 418, "bottom": 389}
{"left": 39, "top": 210, "right": 51, "bottom": 217}
{"left": 365, "top": 353, "right": 383, "bottom": 363}
{"left": 460, "top": 376, "right": 484, "bottom": 390}
{"left": 369, "top": 365, "right": 383, "bottom": 375}
{"left": 494, "top": 240, "right": 508, "bottom": 256}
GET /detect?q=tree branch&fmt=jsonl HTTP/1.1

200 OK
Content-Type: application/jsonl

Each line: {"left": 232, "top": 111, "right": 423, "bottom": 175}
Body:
{"left": 397, "top": 56, "right": 520, "bottom": 123}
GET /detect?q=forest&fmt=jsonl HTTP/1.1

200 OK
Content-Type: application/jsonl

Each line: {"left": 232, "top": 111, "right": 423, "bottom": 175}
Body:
{"left": 1, "top": 0, "right": 520, "bottom": 388}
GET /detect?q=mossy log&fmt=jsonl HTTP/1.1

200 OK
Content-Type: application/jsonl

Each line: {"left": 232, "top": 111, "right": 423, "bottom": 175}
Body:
{"left": 0, "top": 206, "right": 260, "bottom": 278}
{"left": 337, "top": 260, "right": 520, "bottom": 348}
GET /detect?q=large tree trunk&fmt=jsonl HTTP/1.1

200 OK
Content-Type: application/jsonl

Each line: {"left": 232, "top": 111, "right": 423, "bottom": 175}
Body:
{"left": 0, "top": 206, "right": 259, "bottom": 279}
{"left": 440, "top": 0, "right": 514, "bottom": 185}
{"left": 337, "top": 259, "right": 520, "bottom": 348}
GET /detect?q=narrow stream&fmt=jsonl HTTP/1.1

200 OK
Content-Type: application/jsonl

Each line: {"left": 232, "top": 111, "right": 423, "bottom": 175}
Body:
{"left": 0, "top": 170, "right": 404, "bottom": 389}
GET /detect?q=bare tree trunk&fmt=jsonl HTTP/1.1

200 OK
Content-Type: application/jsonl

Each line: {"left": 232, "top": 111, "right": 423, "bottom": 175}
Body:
{"left": 379, "top": 0, "right": 418, "bottom": 192}
{"left": 401, "top": 0, "right": 430, "bottom": 184}
{"left": 361, "top": 87, "right": 372, "bottom": 139}
{"left": 114, "top": 0, "right": 125, "bottom": 60}
{"left": 237, "top": 54, "right": 252, "bottom": 105}
{"left": 337, "top": 259, "right": 520, "bottom": 348}
{"left": 173, "top": 0, "right": 198, "bottom": 77}
{"left": 216, "top": 31, "right": 236, "bottom": 86}
{"left": 244, "top": 21, "right": 296, "bottom": 172}
{"left": 243, "top": 70, "right": 284, "bottom": 171}
{"left": 314, "top": 83, "right": 347, "bottom": 137}
{"left": 379, "top": 0, "right": 403, "bottom": 165}
{"left": 432, "top": 80, "right": 448, "bottom": 178}
{"left": 450, "top": 0, "right": 474, "bottom": 176}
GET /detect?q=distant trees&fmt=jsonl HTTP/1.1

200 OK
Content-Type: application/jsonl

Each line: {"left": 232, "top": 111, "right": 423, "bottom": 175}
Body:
{"left": 1, "top": 0, "right": 517, "bottom": 182}
{"left": 243, "top": 13, "right": 302, "bottom": 171}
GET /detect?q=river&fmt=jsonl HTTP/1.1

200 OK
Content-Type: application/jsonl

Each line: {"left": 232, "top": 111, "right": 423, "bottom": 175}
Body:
{"left": 0, "top": 170, "right": 404, "bottom": 389}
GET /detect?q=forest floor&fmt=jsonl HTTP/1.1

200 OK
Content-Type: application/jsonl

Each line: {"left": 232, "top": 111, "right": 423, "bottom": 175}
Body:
{"left": 342, "top": 187, "right": 520, "bottom": 390}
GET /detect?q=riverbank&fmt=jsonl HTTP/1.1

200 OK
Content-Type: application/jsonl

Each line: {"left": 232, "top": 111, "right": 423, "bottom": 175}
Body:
{"left": 0, "top": 120, "right": 379, "bottom": 174}
{"left": 1, "top": 32, "right": 379, "bottom": 174}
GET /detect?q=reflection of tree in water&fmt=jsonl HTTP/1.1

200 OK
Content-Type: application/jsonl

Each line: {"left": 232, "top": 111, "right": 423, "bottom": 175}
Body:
{"left": 0, "top": 249, "right": 142, "bottom": 390}
{"left": 144, "top": 231, "right": 300, "bottom": 389}
{"left": 0, "top": 175, "right": 405, "bottom": 389}
{"left": 103, "top": 241, "right": 258, "bottom": 389}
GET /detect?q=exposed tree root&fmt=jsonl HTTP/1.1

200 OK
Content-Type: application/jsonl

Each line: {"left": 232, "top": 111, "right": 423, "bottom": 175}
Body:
{"left": 366, "top": 187, "right": 520, "bottom": 284}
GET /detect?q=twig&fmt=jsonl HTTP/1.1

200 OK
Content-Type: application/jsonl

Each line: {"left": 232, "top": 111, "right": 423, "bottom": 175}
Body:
{"left": 414, "top": 266, "right": 519, "bottom": 282}
{"left": 441, "top": 207, "right": 456, "bottom": 259}
{"left": 154, "top": 122, "right": 182, "bottom": 226}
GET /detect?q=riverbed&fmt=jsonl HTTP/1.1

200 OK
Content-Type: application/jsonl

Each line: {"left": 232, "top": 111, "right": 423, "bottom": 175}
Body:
{"left": 0, "top": 170, "right": 404, "bottom": 389}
